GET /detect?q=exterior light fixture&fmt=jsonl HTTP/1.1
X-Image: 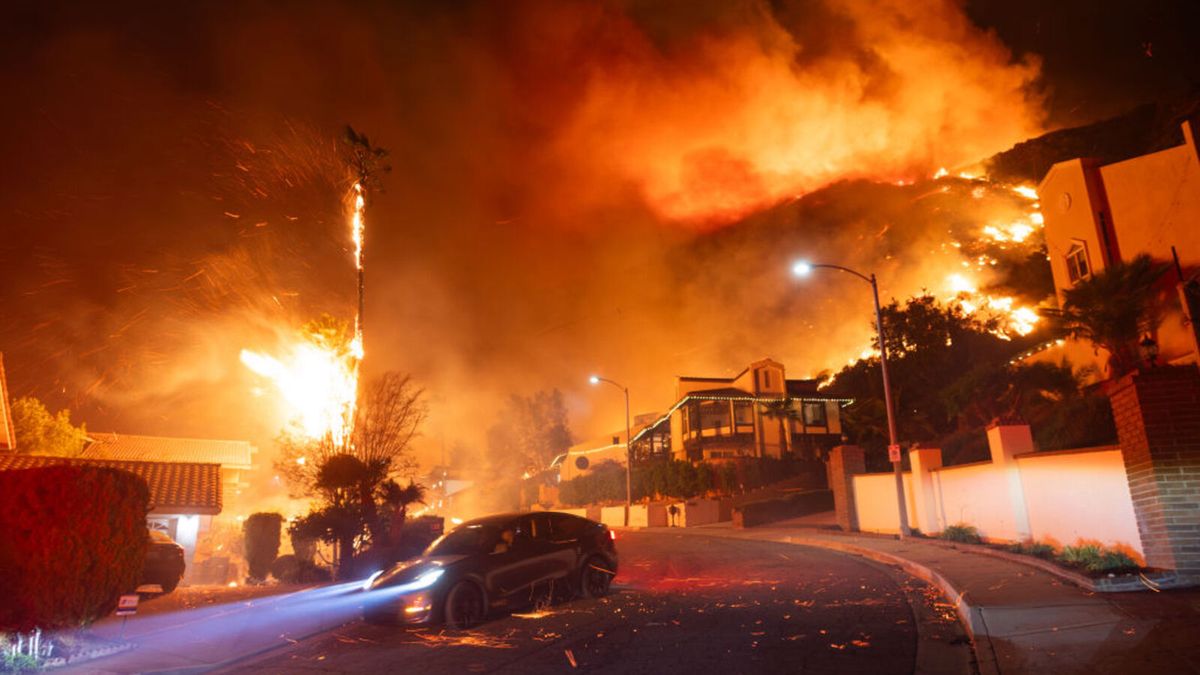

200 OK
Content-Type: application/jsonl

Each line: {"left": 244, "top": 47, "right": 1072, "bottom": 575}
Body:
{"left": 791, "top": 261, "right": 813, "bottom": 277}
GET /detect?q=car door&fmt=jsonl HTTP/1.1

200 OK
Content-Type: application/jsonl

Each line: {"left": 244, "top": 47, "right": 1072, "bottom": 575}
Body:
{"left": 548, "top": 513, "right": 589, "bottom": 572}
{"left": 486, "top": 516, "right": 557, "bottom": 598}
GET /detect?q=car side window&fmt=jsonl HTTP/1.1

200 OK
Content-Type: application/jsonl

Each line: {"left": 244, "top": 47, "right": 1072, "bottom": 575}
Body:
{"left": 549, "top": 514, "right": 584, "bottom": 542}
{"left": 521, "top": 514, "right": 552, "bottom": 541}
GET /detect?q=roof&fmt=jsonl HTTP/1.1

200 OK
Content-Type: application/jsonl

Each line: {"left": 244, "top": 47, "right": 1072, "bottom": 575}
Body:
{"left": 684, "top": 385, "right": 840, "bottom": 401}
{"left": 82, "top": 432, "right": 255, "bottom": 469}
{"left": 0, "top": 453, "right": 222, "bottom": 515}
{"left": 785, "top": 379, "right": 823, "bottom": 396}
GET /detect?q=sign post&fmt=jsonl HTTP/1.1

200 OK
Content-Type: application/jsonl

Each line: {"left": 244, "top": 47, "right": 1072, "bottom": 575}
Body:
{"left": 116, "top": 594, "right": 139, "bottom": 640}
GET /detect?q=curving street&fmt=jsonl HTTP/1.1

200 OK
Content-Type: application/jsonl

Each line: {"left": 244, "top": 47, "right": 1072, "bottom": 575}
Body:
{"left": 219, "top": 531, "right": 971, "bottom": 674}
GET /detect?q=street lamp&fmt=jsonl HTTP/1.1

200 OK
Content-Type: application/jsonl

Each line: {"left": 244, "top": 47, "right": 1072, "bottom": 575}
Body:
{"left": 792, "top": 260, "right": 911, "bottom": 538}
{"left": 589, "top": 375, "right": 633, "bottom": 527}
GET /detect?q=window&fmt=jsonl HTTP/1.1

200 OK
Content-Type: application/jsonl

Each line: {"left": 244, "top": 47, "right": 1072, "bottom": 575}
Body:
{"left": 802, "top": 402, "right": 827, "bottom": 426}
{"left": 1066, "top": 242, "right": 1091, "bottom": 284}
{"left": 699, "top": 401, "right": 730, "bottom": 431}
{"left": 760, "top": 370, "right": 771, "bottom": 389}
{"left": 549, "top": 513, "right": 587, "bottom": 541}
{"left": 733, "top": 401, "right": 753, "bottom": 425}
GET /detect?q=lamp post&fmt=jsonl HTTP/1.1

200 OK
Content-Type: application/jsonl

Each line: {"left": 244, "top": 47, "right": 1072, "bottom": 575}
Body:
{"left": 791, "top": 261, "right": 911, "bottom": 538}
{"left": 589, "top": 375, "right": 633, "bottom": 527}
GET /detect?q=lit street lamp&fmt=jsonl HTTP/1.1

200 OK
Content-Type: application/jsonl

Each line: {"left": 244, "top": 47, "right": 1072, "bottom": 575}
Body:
{"left": 792, "top": 261, "right": 911, "bottom": 538}
{"left": 589, "top": 375, "right": 633, "bottom": 527}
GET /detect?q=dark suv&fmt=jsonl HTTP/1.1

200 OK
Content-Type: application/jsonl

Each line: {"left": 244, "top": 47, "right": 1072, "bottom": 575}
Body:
{"left": 140, "top": 530, "right": 186, "bottom": 594}
{"left": 362, "top": 511, "right": 618, "bottom": 627}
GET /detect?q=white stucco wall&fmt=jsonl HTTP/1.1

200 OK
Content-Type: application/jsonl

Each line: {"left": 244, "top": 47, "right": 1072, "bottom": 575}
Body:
{"left": 1016, "top": 448, "right": 1143, "bottom": 558}
{"left": 849, "top": 442, "right": 1145, "bottom": 560}
{"left": 852, "top": 473, "right": 915, "bottom": 534}
{"left": 930, "top": 462, "right": 1016, "bottom": 540}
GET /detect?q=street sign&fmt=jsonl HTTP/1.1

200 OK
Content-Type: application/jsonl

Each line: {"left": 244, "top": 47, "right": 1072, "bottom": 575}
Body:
{"left": 888, "top": 444, "right": 902, "bottom": 463}
{"left": 115, "top": 594, "right": 139, "bottom": 616}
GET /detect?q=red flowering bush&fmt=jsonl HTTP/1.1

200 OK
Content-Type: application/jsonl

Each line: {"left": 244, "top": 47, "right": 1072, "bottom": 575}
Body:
{"left": 0, "top": 466, "right": 149, "bottom": 631}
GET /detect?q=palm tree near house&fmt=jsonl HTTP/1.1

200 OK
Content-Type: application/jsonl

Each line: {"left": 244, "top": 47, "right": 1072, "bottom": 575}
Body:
{"left": 1044, "top": 253, "right": 1169, "bottom": 378}
{"left": 379, "top": 479, "right": 426, "bottom": 547}
{"left": 759, "top": 397, "right": 802, "bottom": 457}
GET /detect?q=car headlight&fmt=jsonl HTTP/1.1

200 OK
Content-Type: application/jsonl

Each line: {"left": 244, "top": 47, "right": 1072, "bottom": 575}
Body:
{"left": 393, "top": 568, "right": 445, "bottom": 594}
{"left": 362, "top": 569, "right": 385, "bottom": 591}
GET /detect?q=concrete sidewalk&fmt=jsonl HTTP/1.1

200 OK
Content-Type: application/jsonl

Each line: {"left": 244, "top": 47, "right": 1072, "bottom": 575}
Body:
{"left": 640, "top": 519, "right": 1200, "bottom": 675}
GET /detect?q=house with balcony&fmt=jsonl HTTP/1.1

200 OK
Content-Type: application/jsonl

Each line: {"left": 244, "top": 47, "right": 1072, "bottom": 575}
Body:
{"left": 633, "top": 358, "right": 850, "bottom": 463}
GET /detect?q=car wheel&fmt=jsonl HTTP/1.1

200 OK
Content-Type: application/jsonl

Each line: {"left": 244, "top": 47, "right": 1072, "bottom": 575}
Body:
{"left": 444, "top": 581, "right": 485, "bottom": 629}
{"left": 580, "top": 556, "right": 614, "bottom": 598}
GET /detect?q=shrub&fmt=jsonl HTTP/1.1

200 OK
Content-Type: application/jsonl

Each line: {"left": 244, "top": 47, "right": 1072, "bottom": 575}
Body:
{"left": 243, "top": 512, "right": 284, "bottom": 582}
{"left": 270, "top": 554, "right": 300, "bottom": 583}
{"left": 291, "top": 530, "right": 317, "bottom": 563}
{"left": 1058, "top": 544, "right": 1137, "bottom": 572}
{"left": 1004, "top": 540, "right": 1057, "bottom": 559}
{"left": 940, "top": 523, "right": 982, "bottom": 544}
{"left": 0, "top": 466, "right": 149, "bottom": 631}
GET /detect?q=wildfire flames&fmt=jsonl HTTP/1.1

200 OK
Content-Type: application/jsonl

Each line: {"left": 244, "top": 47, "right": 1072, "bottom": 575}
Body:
{"left": 936, "top": 177, "right": 1042, "bottom": 338}
{"left": 240, "top": 340, "right": 359, "bottom": 445}
{"left": 240, "top": 182, "right": 367, "bottom": 444}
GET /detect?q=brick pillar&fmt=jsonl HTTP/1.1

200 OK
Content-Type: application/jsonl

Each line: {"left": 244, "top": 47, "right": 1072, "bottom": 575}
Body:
{"left": 828, "top": 445, "right": 866, "bottom": 532}
{"left": 1109, "top": 366, "right": 1200, "bottom": 579}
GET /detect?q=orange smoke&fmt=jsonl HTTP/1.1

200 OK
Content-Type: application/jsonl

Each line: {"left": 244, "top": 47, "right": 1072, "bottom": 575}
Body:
{"left": 554, "top": 0, "right": 1043, "bottom": 225}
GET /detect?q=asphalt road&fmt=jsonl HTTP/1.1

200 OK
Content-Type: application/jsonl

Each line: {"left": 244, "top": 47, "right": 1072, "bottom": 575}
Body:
{"left": 221, "top": 531, "right": 971, "bottom": 675}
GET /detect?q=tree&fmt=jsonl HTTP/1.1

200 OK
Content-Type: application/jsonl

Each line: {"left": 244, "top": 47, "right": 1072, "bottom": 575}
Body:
{"left": 9, "top": 397, "right": 88, "bottom": 456}
{"left": 1043, "top": 253, "right": 1170, "bottom": 377}
{"left": 827, "top": 293, "right": 1060, "bottom": 464}
{"left": 276, "top": 371, "right": 425, "bottom": 498}
{"left": 342, "top": 125, "right": 391, "bottom": 193}
{"left": 758, "top": 397, "right": 802, "bottom": 457}
{"left": 941, "top": 361, "right": 1078, "bottom": 430}
{"left": 242, "top": 513, "right": 284, "bottom": 583}
{"left": 276, "top": 366, "right": 425, "bottom": 579}
{"left": 489, "top": 389, "right": 573, "bottom": 473}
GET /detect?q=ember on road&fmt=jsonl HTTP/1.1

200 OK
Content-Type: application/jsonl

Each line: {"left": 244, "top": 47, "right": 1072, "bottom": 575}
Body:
{"left": 219, "top": 531, "right": 969, "bottom": 674}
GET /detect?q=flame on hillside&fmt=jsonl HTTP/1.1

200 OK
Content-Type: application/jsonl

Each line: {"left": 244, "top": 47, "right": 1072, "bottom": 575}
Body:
{"left": 937, "top": 180, "right": 1042, "bottom": 338}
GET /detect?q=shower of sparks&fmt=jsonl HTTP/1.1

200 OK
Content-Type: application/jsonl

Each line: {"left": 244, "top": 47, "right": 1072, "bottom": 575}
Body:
{"left": 239, "top": 182, "right": 368, "bottom": 446}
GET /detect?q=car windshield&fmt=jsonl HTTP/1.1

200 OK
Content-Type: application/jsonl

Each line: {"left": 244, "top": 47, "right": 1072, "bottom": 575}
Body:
{"left": 424, "top": 524, "right": 500, "bottom": 556}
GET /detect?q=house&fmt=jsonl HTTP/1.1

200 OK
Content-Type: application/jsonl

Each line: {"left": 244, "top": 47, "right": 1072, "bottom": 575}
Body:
{"left": 0, "top": 453, "right": 221, "bottom": 570}
{"left": 80, "top": 432, "right": 256, "bottom": 500}
{"left": 637, "top": 358, "right": 850, "bottom": 463}
{"left": 1035, "top": 117, "right": 1200, "bottom": 373}
{"left": 554, "top": 413, "right": 662, "bottom": 483}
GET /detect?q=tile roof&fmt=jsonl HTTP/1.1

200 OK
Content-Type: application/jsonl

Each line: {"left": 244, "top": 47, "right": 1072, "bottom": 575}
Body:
{"left": 81, "top": 432, "right": 255, "bottom": 469}
{"left": 0, "top": 453, "right": 222, "bottom": 515}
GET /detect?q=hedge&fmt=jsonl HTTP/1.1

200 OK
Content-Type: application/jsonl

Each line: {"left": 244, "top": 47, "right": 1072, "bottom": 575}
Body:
{"left": 243, "top": 512, "right": 284, "bottom": 582}
{"left": 0, "top": 466, "right": 150, "bottom": 631}
{"left": 558, "top": 456, "right": 814, "bottom": 506}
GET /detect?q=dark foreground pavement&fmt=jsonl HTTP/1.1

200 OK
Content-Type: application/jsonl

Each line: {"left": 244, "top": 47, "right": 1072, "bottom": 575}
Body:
{"left": 219, "top": 531, "right": 972, "bottom": 674}
{"left": 661, "top": 519, "right": 1200, "bottom": 675}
